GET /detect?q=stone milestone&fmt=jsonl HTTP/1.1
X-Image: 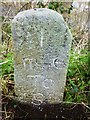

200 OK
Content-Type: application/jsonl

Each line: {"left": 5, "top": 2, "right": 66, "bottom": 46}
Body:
{"left": 12, "top": 8, "right": 72, "bottom": 104}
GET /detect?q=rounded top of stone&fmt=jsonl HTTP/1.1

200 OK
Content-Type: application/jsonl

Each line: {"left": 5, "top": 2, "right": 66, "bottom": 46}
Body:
{"left": 12, "top": 8, "right": 64, "bottom": 23}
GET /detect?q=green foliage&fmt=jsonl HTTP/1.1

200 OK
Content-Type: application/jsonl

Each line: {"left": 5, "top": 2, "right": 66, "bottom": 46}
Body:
{"left": 68, "top": 50, "right": 88, "bottom": 81}
{"left": 48, "top": 2, "right": 59, "bottom": 10}
{"left": 48, "top": 2, "right": 73, "bottom": 14}
{"left": 64, "top": 49, "right": 89, "bottom": 103}
{"left": 1, "top": 53, "right": 14, "bottom": 76}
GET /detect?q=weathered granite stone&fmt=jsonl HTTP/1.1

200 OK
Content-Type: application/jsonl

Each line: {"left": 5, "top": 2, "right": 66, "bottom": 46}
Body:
{"left": 12, "top": 8, "right": 72, "bottom": 104}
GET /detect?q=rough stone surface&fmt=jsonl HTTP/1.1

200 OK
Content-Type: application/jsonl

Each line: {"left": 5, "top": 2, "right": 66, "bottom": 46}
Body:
{"left": 12, "top": 8, "right": 72, "bottom": 104}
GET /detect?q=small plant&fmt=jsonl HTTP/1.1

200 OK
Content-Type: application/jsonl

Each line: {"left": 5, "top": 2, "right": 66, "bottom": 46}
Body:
{"left": 1, "top": 52, "right": 14, "bottom": 78}
{"left": 64, "top": 49, "right": 89, "bottom": 104}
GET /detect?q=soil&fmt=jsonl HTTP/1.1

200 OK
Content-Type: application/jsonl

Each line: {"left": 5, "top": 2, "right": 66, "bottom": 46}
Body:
{"left": 2, "top": 98, "right": 90, "bottom": 120}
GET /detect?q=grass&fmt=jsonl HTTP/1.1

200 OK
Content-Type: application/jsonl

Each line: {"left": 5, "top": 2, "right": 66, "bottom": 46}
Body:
{"left": 64, "top": 49, "right": 90, "bottom": 104}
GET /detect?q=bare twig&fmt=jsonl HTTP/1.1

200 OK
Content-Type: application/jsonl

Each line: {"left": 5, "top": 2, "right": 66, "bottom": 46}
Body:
{"left": 0, "top": 111, "right": 12, "bottom": 114}
{"left": 4, "top": 104, "right": 8, "bottom": 119}
{"left": 18, "top": 2, "right": 31, "bottom": 13}
{"left": 0, "top": 61, "right": 8, "bottom": 65}
{"left": 2, "top": 30, "right": 11, "bottom": 39}
{"left": 2, "top": 7, "right": 11, "bottom": 23}
{"left": 82, "top": 102, "right": 90, "bottom": 110}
